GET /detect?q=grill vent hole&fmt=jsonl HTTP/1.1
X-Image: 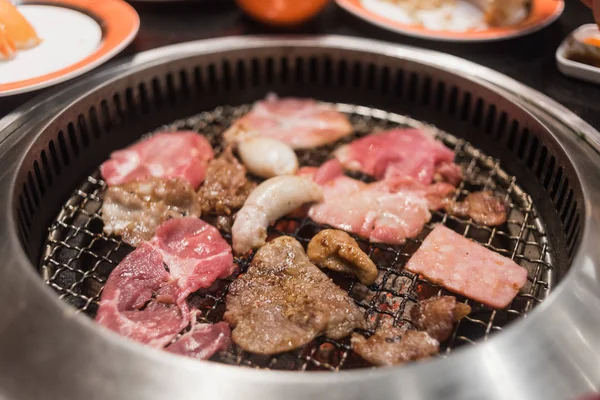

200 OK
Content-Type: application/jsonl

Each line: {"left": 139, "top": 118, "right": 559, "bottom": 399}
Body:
{"left": 434, "top": 81, "right": 446, "bottom": 110}
{"left": 421, "top": 76, "right": 432, "bottom": 105}
{"left": 526, "top": 135, "right": 539, "bottom": 169}
{"left": 309, "top": 57, "right": 319, "bottom": 84}
{"left": 484, "top": 105, "right": 496, "bottom": 135}
{"left": 366, "top": 63, "right": 376, "bottom": 91}
{"left": 543, "top": 156, "right": 556, "bottom": 189}
{"left": 193, "top": 66, "right": 204, "bottom": 92}
{"left": 237, "top": 60, "right": 248, "bottom": 88}
{"left": 78, "top": 115, "right": 90, "bottom": 148}
{"left": 125, "top": 88, "right": 136, "bottom": 117}
{"left": 138, "top": 83, "right": 150, "bottom": 114}
{"left": 338, "top": 59, "right": 348, "bottom": 87}
{"left": 280, "top": 57, "right": 289, "bottom": 85}
{"left": 448, "top": 86, "right": 458, "bottom": 115}
{"left": 561, "top": 189, "right": 574, "bottom": 223}
{"left": 460, "top": 91, "right": 471, "bottom": 121}
{"left": 67, "top": 123, "right": 80, "bottom": 156}
{"left": 113, "top": 93, "right": 124, "bottom": 123}
{"left": 394, "top": 68, "right": 404, "bottom": 97}
{"left": 40, "top": 150, "right": 53, "bottom": 185}
{"left": 380, "top": 66, "right": 390, "bottom": 94}
{"left": 166, "top": 73, "right": 177, "bottom": 101}
{"left": 550, "top": 166, "right": 564, "bottom": 199}
{"left": 536, "top": 146, "right": 548, "bottom": 178}
{"left": 408, "top": 72, "right": 418, "bottom": 101}
{"left": 507, "top": 120, "right": 519, "bottom": 151}
{"left": 208, "top": 64, "right": 218, "bottom": 92}
{"left": 223, "top": 60, "right": 233, "bottom": 90}
{"left": 266, "top": 57, "right": 275, "bottom": 85}
{"left": 26, "top": 173, "right": 39, "bottom": 206}
{"left": 495, "top": 111, "right": 508, "bottom": 139}
{"left": 33, "top": 161, "right": 45, "bottom": 195}
{"left": 472, "top": 98, "right": 484, "bottom": 127}
{"left": 352, "top": 61, "right": 362, "bottom": 88}
{"left": 57, "top": 131, "right": 70, "bottom": 165}
{"left": 180, "top": 69, "right": 190, "bottom": 97}
{"left": 556, "top": 178, "right": 569, "bottom": 212}
{"left": 48, "top": 140, "right": 61, "bottom": 175}
{"left": 294, "top": 58, "right": 303, "bottom": 86}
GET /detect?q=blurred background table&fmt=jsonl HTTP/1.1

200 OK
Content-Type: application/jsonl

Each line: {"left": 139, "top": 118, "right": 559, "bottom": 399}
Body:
{"left": 1, "top": 0, "right": 599, "bottom": 129}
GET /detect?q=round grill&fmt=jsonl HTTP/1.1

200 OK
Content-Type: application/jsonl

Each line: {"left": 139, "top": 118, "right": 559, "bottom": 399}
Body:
{"left": 40, "top": 102, "right": 553, "bottom": 371}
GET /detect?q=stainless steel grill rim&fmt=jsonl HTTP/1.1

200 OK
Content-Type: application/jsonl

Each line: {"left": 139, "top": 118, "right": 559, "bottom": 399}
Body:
{"left": 0, "top": 36, "right": 598, "bottom": 400}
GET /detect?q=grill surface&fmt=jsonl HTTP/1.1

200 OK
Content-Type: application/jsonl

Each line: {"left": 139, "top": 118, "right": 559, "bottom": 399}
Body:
{"left": 40, "top": 102, "right": 553, "bottom": 371}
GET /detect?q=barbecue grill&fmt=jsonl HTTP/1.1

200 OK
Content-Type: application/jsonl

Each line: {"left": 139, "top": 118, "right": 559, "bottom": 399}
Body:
{"left": 0, "top": 36, "right": 599, "bottom": 400}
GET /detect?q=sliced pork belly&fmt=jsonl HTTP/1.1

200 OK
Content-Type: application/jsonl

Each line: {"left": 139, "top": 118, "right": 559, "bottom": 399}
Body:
{"left": 405, "top": 225, "right": 528, "bottom": 309}
{"left": 101, "top": 132, "right": 214, "bottom": 188}
{"left": 302, "top": 161, "right": 431, "bottom": 245}
{"left": 101, "top": 177, "right": 201, "bottom": 247}
{"left": 95, "top": 243, "right": 189, "bottom": 348}
{"left": 224, "top": 236, "right": 364, "bottom": 355}
{"left": 150, "top": 217, "right": 235, "bottom": 304}
{"left": 334, "top": 129, "right": 462, "bottom": 185}
{"left": 166, "top": 321, "right": 231, "bottom": 360}
{"left": 223, "top": 94, "right": 352, "bottom": 149}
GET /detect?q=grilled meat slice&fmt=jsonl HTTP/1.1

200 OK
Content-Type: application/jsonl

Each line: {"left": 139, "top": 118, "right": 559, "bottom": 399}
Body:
{"left": 411, "top": 296, "right": 471, "bottom": 342}
{"left": 446, "top": 191, "right": 508, "bottom": 226}
{"left": 225, "top": 236, "right": 364, "bottom": 355}
{"left": 101, "top": 177, "right": 201, "bottom": 247}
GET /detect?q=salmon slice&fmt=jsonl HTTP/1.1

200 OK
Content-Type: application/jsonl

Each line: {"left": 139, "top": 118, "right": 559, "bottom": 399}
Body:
{"left": 0, "top": 0, "right": 41, "bottom": 51}
{"left": 0, "top": 23, "right": 16, "bottom": 60}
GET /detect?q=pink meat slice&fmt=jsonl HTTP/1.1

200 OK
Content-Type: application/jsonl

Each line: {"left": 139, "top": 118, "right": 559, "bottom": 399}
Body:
{"left": 304, "top": 161, "right": 431, "bottom": 245}
{"left": 95, "top": 242, "right": 189, "bottom": 348}
{"left": 334, "top": 128, "right": 460, "bottom": 184}
{"left": 405, "top": 225, "right": 529, "bottom": 309}
{"left": 100, "top": 132, "right": 214, "bottom": 189}
{"left": 150, "top": 217, "right": 236, "bottom": 304}
{"left": 166, "top": 321, "right": 231, "bottom": 360}
{"left": 224, "top": 95, "right": 353, "bottom": 149}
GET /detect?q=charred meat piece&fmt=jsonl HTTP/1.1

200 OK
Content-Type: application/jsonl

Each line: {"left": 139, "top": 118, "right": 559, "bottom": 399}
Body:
{"left": 351, "top": 327, "right": 439, "bottom": 366}
{"left": 405, "top": 225, "right": 528, "bottom": 309}
{"left": 101, "top": 177, "right": 201, "bottom": 247}
{"left": 100, "top": 132, "right": 214, "bottom": 188}
{"left": 410, "top": 296, "right": 471, "bottom": 342}
{"left": 231, "top": 176, "right": 323, "bottom": 254}
{"left": 198, "top": 147, "right": 256, "bottom": 217}
{"left": 447, "top": 191, "right": 507, "bottom": 226}
{"left": 224, "top": 236, "right": 364, "bottom": 355}
{"left": 307, "top": 229, "right": 378, "bottom": 286}
{"left": 334, "top": 128, "right": 461, "bottom": 185}
{"left": 223, "top": 94, "right": 353, "bottom": 149}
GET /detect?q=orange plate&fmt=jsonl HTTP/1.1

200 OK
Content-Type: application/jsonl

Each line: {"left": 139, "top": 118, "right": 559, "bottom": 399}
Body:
{"left": 336, "top": 0, "right": 564, "bottom": 42}
{"left": 0, "top": 0, "right": 139, "bottom": 96}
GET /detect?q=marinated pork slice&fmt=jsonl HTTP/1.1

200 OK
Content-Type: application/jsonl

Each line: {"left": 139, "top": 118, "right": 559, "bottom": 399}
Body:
{"left": 305, "top": 162, "right": 431, "bottom": 245}
{"left": 410, "top": 296, "right": 471, "bottom": 342}
{"left": 197, "top": 147, "right": 256, "bottom": 218}
{"left": 405, "top": 225, "right": 528, "bottom": 309}
{"left": 334, "top": 129, "right": 462, "bottom": 185}
{"left": 351, "top": 327, "right": 439, "bottom": 366}
{"left": 95, "top": 242, "right": 189, "bottom": 348}
{"left": 101, "top": 177, "right": 201, "bottom": 247}
{"left": 150, "top": 217, "right": 235, "bottom": 305}
{"left": 101, "top": 132, "right": 214, "bottom": 188}
{"left": 446, "top": 191, "right": 508, "bottom": 226}
{"left": 166, "top": 320, "right": 231, "bottom": 360}
{"left": 223, "top": 94, "right": 353, "bottom": 149}
{"left": 224, "top": 236, "right": 364, "bottom": 355}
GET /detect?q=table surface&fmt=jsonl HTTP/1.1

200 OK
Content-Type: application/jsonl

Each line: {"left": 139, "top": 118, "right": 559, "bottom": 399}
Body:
{"left": 2, "top": 0, "right": 600, "bottom": 130}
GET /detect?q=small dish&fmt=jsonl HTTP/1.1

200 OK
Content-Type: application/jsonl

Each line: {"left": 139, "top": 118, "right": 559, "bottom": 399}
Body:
{"left": 556, "top": 24, "right": 600, "bottom": 85}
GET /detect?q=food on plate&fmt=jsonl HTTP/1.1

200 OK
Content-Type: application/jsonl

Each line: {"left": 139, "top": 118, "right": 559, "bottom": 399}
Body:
{"left": 150, "top": 217, "right": 235, "bottom": 304}
{"left": 100, "top": 132, "right": 214, "bottom": 188}
{"left": 236, "top": 137, "right": 299, "bottom": 178}
{"left": 405, "top": 225, "right": 528, "bottom": 309}
{"left": 101, "top": 177, "right": 201, "bottom": 247}
{"left": 97, "top": 217, "right": 234, "bottom": 350}
{"left": 307, "top": 229, "right": 378, "bottom": 286}
{"left": 231, "top": 175, "right": 323, "bottom": 254}
{"left": 410, "top": 296, "right": 471, "bottom": 342}
{"left": 95, "top": 242, "right": 190, "bottom": 348}
{"left": 197, "top": 147, "right": 256, "bottom": 225}
{"left": 303, "top": 160, "right": 431, "bottom": 245}
{"left": 224, "top": 236, "right": 365, "bottom": 355}
{"left": 334, "top": 128, "right": 462, "bottom": 185}
{"left": 446, "top": 191, "right": 507, "bottom": 226}
{"left": 223, "top": 94, "right": 353, "bottom": 149}
{"left": 166, "top": 318, "right": 231, "bottom": 360}
{"left": 351, "top": 327, "right": 440, "bottom": 366}
{"left": 0, "top": 0, "right": 41, "bottom": 60}
{"left": 467, "top": 0, "right": 529, "bottom": 27}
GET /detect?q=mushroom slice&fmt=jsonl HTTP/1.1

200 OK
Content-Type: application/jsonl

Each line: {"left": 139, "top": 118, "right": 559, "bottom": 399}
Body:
{"left": 231, "top": 176, "right": 323, "bottom": 254}
{"left": 307, "top": 229, "right": 378, "bottom": 286}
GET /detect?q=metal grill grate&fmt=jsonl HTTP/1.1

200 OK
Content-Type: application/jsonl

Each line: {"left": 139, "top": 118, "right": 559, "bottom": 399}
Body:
{"left": 39, "top": 103, "right": 553, "bottom": 371}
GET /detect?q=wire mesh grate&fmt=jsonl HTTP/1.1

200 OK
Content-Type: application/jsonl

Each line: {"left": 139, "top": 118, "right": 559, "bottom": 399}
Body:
{"left": 39, "top": 103, "right": 554, "bottom": 371}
